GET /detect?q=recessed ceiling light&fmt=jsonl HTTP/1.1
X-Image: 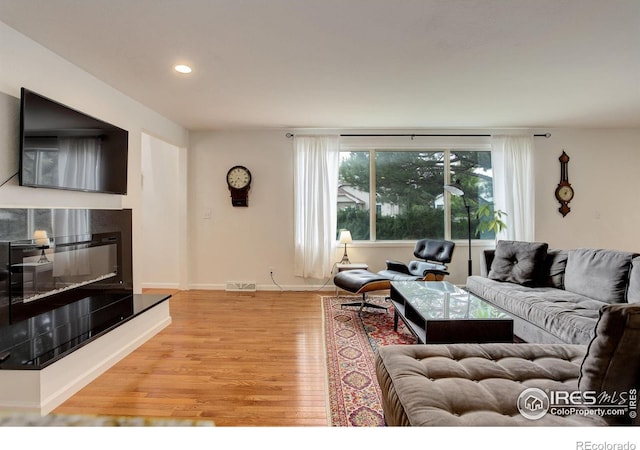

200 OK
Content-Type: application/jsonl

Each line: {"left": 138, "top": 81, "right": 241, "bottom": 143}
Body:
{"left": 174, "top": 64, "right": 192, "bottom": 74}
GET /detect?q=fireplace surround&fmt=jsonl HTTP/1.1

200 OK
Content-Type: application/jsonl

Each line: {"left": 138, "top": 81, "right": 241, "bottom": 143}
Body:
{"left": 0, "top": 208, "right": 171, "bottom": 413}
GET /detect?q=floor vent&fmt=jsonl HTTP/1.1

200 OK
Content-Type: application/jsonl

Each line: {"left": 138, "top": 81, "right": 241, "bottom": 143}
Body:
{"left": 225, "top": 281, "right": 257, "bottom": 292}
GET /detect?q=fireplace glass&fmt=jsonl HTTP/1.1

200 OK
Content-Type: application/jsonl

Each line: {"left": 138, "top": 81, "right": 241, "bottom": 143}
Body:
{"left": 10, "top": 232, "right": 119, "bottom": 304}
{"left": 1, "top": 229, "right": 130, "bottom": 324}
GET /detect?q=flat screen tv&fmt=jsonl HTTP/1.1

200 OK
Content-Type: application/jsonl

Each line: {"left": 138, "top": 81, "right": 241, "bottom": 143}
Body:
{"left": 19, "top": 88, "right": 129, "bottom": 194}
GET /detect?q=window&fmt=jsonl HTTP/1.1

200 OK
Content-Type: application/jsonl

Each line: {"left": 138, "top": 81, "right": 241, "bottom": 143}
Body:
{"left": 337, "top": 148, "right": 494, "bottom": 241}
{"left": 22, "top": 137, "right": 61, "bottom": 187}
{"left": 0, "top": 208, "right": 52, "bottom": 241}
{"left": 337, "top": 151, "right": 370, "bottom": 240}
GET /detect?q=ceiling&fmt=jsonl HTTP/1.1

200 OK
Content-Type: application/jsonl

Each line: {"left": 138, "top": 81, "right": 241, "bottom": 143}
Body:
{"left": 1, "top": 0, "right": 639, "bottom": 131}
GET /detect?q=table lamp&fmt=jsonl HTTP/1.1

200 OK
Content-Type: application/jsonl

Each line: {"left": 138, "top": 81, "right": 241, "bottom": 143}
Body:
{"left": 339, "top": 229, "right": 352, "bottom": 264}
{"left": 33, "top": 230, "right": 51, "bottom": 263}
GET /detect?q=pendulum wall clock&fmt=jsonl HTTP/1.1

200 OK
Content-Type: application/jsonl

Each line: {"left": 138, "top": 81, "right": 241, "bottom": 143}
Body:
{"left": 226, "top": 165, "right": 252, "bottom": 207}
{"left": 554, "top": 151, "right": 574, "bottom": 217}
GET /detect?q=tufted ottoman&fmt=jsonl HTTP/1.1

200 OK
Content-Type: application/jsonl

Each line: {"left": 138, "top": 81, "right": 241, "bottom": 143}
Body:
{"left": 375, "top": 303, "right": 640, "bottom": 426}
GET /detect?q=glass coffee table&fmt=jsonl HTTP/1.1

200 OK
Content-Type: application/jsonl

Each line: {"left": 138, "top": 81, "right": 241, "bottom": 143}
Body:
{"left": 390, "top": 281, "right": 513, "bottom": 344}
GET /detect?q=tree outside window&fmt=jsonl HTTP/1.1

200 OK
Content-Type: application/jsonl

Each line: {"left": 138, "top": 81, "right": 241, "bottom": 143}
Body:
{"left": 337, "top": 148, "right": 494, "bottom": 241}
{"left": 375, "top": 151, "right": 445, "bottom": 240}
{"left": 337, "top": 151, "right": 370, "bottom": 240}
{"left": 449, "top": 150, "right": 494, "bottom": 240}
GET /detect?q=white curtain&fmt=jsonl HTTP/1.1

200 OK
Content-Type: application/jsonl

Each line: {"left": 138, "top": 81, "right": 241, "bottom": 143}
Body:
{"left": 293, "top": 135, "right": 340, "bottom": 279}
{"left": 491, "top": 135, "right": 535, "bottom": 241}
{"left": 58, "top": 137, "right": 102, "bottom": 191}
{"left": 52, "top": 209, "right": 91, "bottom": 277}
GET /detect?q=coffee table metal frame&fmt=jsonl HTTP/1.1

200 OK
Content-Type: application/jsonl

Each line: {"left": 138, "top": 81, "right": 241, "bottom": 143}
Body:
{"left": 390, "top": 280, "right": 513, "bottom": 344}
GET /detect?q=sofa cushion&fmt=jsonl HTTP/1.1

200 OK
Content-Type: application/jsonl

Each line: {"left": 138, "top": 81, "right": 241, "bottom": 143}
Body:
{"left": 375, "top": 343, "right": 605, "bottom": 426}
{"left": 579, "top": 303, "right": 640, "bottom": 425}
{"left": 466, "top": 276, "right": 602, "bottom": 345}
{"left": 488, "top": 240, "right": 548, "bottom": 286}
{"left": 564, "top": 249, "right": 635, "bottom": 304}
{"left": 627, "top": 256, "right": 640, "bottom": 304}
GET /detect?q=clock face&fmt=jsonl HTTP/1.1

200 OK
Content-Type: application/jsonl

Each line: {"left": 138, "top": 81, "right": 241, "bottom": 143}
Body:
{"left": 557, "top": 185, "right": 574, "bottom": 202}
{"left": 227, "top": 166, "right": 251, "bottom": 189}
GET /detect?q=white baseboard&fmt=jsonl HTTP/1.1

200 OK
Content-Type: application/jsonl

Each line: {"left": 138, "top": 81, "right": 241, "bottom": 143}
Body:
{"left": 141, "top": 282, "right": 180, "bottom": 289}
{"left": 188, "top": 283, "right": 335, "bottom": 292}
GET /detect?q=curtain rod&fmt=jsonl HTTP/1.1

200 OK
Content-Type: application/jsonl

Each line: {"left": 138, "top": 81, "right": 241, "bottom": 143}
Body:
{"left": 286, "top": 132, "right": 551, "bottom": 139}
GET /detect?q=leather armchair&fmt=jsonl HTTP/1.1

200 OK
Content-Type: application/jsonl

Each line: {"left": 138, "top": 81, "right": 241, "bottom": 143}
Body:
{"left": 378, "top": 239, "right": 455, "bottom": 281}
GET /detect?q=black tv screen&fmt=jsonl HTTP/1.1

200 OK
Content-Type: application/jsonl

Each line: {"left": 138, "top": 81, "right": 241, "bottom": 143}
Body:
{"left": 19, "top": 88, "right": 128, "bottom": 194}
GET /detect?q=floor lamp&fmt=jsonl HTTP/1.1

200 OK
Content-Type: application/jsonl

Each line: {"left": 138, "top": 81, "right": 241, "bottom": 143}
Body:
{"left": 444, "top": 181, "right": 472, "bottom": 277}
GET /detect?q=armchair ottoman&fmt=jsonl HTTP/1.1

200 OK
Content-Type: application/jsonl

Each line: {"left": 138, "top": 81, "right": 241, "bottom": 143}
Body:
{"left": 333, "top": 269, "right": 390, "bottom": 312}
{"left": 333, "top": 239, "right": 455, "bottom": 313}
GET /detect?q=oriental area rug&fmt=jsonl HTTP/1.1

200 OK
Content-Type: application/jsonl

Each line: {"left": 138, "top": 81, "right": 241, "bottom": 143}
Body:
{"left": 322, "top": 295, "right": 415, "bottom": 426}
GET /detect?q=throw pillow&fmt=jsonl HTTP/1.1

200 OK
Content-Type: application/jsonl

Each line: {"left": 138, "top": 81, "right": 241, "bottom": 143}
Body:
{"left": 627, "top": 256, "right": 640, "bottom": 304}
{"left": 564, "top": 248, "right": 635, "bottom": 304}
{"left": 488, "top": 240, "right": 548, "bottom": 286}
{"left": 578, "top": 303, "right": 640, "bottom": 425}
{"left": 543, "top": 249, "right": 568, "bottom": 289}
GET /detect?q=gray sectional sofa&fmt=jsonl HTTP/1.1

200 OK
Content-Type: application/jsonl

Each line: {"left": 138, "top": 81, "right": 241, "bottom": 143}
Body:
{"left": 466, "top": 241, "right": 640, "bottom": 345}
{"left": 376, "top": 302, "right": 640, "bottom": 426}
{"left": 374, "top": 241, "right": 640, "bottom": 426}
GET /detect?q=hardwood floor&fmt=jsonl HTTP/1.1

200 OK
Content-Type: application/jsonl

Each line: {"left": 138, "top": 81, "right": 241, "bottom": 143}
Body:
{"left": 53, "top": 290, "right": 329, "bottom": 426}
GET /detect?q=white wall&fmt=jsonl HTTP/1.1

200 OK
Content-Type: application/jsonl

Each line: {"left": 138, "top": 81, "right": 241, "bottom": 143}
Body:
{"left": 0, "top": 22, "right": 189, "bottom": 292}
{"left": 533, "top": 128, "right": 640, "bottom": 251}
{"left": 187, "top": 128, "right": 640, "bottom": 288}
{"left": 141, "top": 134, "right": 185, "bottom": 289}
{"left": 188, "top": 130, "right": 306, "bottom": 289}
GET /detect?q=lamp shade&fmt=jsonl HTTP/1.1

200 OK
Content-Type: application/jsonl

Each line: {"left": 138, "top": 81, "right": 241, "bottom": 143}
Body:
{"left": 33, "top": 230, "right": 50, "bottom": 246}
{"left": 444, "top": 181, "right": 465, "bottom": 197}
{"left": 339, "top": 230, "right": 352, "bottom": 244}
